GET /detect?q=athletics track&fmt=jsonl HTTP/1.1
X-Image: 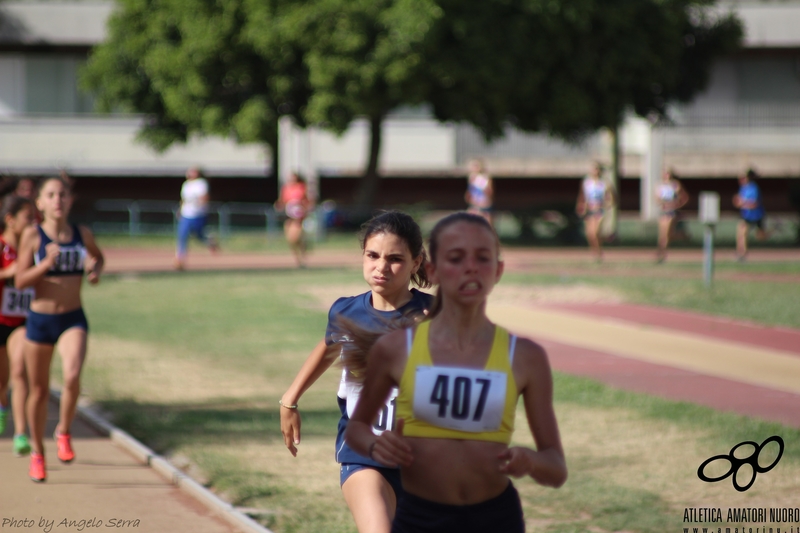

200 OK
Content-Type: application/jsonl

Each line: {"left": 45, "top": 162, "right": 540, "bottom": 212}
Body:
{"left": 1, "top": 246, "right": 798, "bottom": 532}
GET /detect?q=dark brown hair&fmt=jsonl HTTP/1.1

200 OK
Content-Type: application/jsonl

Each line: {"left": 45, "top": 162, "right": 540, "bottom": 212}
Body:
{"left": 360, "top": 210, "right": 431, "bottom": 289}
{"left": 0, "top": 195, "right": 34, "bottom": 232}
{"left": 327, "top": 210, "right": 432, "bottom": 380}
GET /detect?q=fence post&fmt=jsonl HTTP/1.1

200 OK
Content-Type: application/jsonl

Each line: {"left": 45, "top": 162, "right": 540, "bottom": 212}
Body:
{"left": 128, "top": 201, "right": 141, "bottom": 237}
{"left": 218, "top": 204, "right": 231, "bottom": 240}
{"left": 699, "top": 192, "right": 720, "bottom": 288}
{"left": 315, "top": 205, "right": 327, "bottom": 242}
{"left": 266, "top": 207, "right": 279, "bottom": 240}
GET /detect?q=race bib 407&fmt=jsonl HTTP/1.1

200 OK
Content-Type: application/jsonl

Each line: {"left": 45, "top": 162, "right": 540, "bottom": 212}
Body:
{"left": 412, "top": 366, "right": 507, "bottom": 433}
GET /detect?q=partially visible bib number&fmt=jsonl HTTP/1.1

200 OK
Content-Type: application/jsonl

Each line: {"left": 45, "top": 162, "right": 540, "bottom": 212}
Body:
{"left": 413, "top": 366, "right": 507, "bottom": 433}
{"left": 345, "top": 381, "right": 398, "bottom": 436}
{"left": 54, "top": 246, "right": 86, "bottom": 273}
{"left": 1, "top": 287, "right": 34, "bottom": 317}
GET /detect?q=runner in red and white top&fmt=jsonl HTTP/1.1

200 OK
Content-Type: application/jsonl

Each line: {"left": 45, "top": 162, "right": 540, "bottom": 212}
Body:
{"left": 0, "top": 194, "right": 36, "bottom": 457}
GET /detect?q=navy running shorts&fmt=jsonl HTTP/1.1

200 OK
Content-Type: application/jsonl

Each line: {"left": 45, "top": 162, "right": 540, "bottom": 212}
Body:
{"left": 340, "top": 463, "right": 403, "bottom": 499}
{"left": 26, "top": 308, "right": 88, "bottom": 345}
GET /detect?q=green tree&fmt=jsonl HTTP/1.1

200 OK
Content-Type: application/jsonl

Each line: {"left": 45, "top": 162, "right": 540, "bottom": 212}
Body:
{"left": 422, "top": 0, "right": 740, "bottom": 229}
{"left": 248, "top": 0, "right": 443, "bottom": 208}
{"left": 84, "top": 0, "right": 741, "bottom": 209}
{"left": 82, "top": 0, "right": 311, "bottom": 180}
{"left": 425, "top": 0, "right": 742, "bottom": 139}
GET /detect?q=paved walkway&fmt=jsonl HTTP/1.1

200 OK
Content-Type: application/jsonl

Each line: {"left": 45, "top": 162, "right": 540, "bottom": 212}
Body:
{"left": 0, "top": 398, "right": 239, "bottom": 533}
{"left": 1, "top": 246, "right": 796, "bottom": 531}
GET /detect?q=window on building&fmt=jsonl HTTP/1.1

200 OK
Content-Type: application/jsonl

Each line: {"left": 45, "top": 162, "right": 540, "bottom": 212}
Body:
{"left": 24, "top": 55, "right": 94, "bottom": 114}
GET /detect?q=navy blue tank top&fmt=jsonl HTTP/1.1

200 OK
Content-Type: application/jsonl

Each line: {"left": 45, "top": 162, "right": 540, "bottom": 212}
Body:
{"left": 327, "top": 289, "right": 433, "bottom": 466}
{"left": 34, "top": 225, "right": 86, "bottom": 276}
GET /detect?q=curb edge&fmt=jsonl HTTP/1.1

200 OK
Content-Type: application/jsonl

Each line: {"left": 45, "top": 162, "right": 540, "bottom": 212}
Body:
{"left": 53, "top": 389, "right": 275, "bottom": 533}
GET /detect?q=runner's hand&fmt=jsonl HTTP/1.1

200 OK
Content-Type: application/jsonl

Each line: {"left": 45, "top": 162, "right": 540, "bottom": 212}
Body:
{"left": 371, "top": 418, "right": 413, "bottom": 468}
{"left": 86, "top": 257, "right": 100, "bottom": 284}
{"left": 43, "top": 242, "right": 60, "bottom": 268}
{"left": 498, "top": 446, "right": 532, "bottom": 478}
{"left": 280, "top": 405, "right": 301, "bottom": 457}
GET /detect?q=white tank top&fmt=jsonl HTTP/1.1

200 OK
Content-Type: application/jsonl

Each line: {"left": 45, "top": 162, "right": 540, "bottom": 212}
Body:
{"left": 583, "top": 178, "right": 606, "bottom": 209}
{"left": 658, "top": 182, "right": 677, "bottom": 203}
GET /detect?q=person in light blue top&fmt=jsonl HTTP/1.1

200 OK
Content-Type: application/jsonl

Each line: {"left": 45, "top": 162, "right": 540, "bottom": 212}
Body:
{"left": 732, "top": 169, "right": 771, "bottom": 261}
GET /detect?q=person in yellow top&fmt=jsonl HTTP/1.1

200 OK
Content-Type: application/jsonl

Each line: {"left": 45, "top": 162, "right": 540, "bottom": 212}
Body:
{"left": 344, "top": 212, "right": 567, "bottom": 533}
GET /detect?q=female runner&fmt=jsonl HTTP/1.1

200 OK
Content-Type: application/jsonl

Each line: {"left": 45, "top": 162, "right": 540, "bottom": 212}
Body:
{"left": 15, "top": 176, "right": 104, "bottom": 482}
{"left": 575, "top": 162, "right": 615, "bottom": 262}
{"left": 280, "top": 210, "right": 432, "bottom": 533}
{"left": 346, "top": 212, "right": 567, "bottom": 533}
{"left": 0, "top": 195, "right": 36, "bottom": 455}
{"left": 655, "top": 168, "right": 689, "bottom": 263}
{"left": 464, "top": 159, "right": 494, "bottom": 225}
{"left": 275, "top": 172, "right": 313, "bottom": 267}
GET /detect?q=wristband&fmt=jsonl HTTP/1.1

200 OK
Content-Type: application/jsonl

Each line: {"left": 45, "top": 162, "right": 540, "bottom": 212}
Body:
{"left": 279, "top": 400, "right": 298, "bottom": 409}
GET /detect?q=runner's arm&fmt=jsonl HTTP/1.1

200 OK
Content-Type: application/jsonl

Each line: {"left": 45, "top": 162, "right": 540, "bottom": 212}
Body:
{"left": 14, "top": 227, "right": 53, "bottom": 289}
{"left": 0, "top": 260, "right": 15, "bottom": 280}
{"left": 280, "top": 339, "right": 336, "bottom": 456}
{"left": 575, "top": 186, "right": 586, "bottom": 216}
{"left": 346, "top": 331, "right": 412, "bottom": 468}
{"left": 501, "top": 339, "right": 567, "bottom": 488}
{"left": 675, "top": 182, "right": 689, "bottom": 210}
{"left": 80, "top": 225, "right": 104, "bottom": 284}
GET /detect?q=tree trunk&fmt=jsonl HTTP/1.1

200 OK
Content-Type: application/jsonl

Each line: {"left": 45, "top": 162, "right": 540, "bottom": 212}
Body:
{"left": 353, "top": 113, "right": 384, "bottom": 211}
{"left": 269, "top": 121, "right": 280, "bottom": 199}
{"left": 603, "top": 124, "right": 621, "bottom": 237}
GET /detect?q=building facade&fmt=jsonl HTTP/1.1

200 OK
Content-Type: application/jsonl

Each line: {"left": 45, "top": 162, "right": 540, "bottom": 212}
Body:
{"left": 1, "top": 0, "right": 799, "bottom": 215}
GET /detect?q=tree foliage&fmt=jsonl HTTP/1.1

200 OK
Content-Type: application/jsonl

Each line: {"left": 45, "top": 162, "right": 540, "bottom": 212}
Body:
{"left": 83, "top": 0, "right": 742, "bottom": 206}
{"left": 424, "top": 0, "right": 743, "bottom": 140}
{"left": 82, "top": 0, "right": 311, "bottom": 176}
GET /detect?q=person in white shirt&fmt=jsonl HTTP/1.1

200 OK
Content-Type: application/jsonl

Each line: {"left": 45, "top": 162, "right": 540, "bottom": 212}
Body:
{"left": 175, "top": 167, "right": 218, "bottom": 270}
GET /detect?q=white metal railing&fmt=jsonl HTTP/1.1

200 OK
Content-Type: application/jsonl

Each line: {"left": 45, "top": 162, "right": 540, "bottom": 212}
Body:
{"left": 93, "top": 199, "right": 281, "bottom": 239}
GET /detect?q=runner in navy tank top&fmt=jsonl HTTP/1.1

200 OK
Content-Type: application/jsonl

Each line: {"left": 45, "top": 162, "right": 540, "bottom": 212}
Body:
{"left": 279, "top": 211, "right": 431, "bottom": 533}
{"left": 15, "top": 175, "right": 104, "bottom": 483}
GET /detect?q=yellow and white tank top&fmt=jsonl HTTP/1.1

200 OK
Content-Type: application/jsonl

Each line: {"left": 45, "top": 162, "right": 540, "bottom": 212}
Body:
{"left": 396, "top": 321, "right": 518, "bottom": 444}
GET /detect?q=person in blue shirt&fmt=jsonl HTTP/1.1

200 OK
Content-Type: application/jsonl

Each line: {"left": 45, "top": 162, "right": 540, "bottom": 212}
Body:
{"left": 732, "top": 169, "right": 771, "bottom": 261}
{"left": 279, "top": 210, "right": 433, "bottom": 533}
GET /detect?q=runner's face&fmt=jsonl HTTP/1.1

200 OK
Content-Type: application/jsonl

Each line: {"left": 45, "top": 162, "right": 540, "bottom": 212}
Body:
{"left": 428, "top": 221, "right": 503, "bottom": 306}
{"left": 362, "top": 232, "right": 420, "bottom": 299}
{"left": 7, "top": 205, "right": 34, "bottom": 235}
{"left": 16, "top": 179, "right": 35, "bottom": 199}
{"left": 36, "top": 179, "right": 72, "bottom": 221}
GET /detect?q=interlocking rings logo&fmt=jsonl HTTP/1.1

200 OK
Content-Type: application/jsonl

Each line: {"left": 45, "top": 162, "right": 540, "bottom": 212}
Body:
{"left": 697, "top": 435, "right": 784, "bottom": 492}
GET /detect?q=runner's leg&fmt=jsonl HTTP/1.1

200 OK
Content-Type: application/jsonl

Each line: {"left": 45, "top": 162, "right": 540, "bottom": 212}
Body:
{"left": 342, "top": 468, "right": 397, "bottom": 533}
